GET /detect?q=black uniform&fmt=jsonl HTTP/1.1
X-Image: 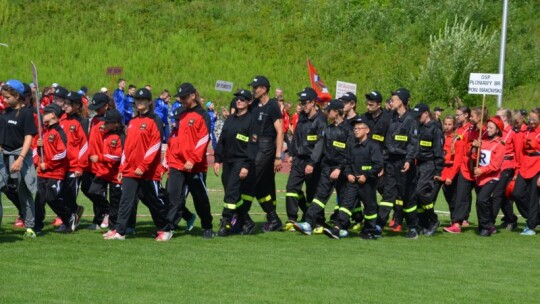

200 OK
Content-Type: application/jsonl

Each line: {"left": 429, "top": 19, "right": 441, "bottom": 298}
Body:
{"left": 285, "top": 109, "right": 326, "bottom": 222}
{"left": 413, "top": 120, "right": 444, "bottom": 232}
{"left": 214, "top": 110, "right": 256, "bottom": 234}
{"left": 377, "top": 110, "right": 419, "bottom": 232}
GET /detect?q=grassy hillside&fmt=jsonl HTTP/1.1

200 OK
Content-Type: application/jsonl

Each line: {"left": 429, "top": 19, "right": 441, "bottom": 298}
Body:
{"left": 0, "top": 0, "right": 538, "bottom": 110}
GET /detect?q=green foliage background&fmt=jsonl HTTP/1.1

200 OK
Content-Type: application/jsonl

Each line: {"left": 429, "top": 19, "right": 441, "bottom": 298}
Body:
{"left": 0, "top": 0, "right": 538, "bottom": 110}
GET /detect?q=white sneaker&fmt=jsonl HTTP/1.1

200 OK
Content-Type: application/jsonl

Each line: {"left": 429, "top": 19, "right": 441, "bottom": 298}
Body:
{"left": 102, "top": 230, "right": 116, "bottom": 238}
{"left": 155, "top": 231, "right": 173, "bottom": 242}
{"left": 104, "top": 232, "right": 125, "bottom": 240}
{"left": 100, "top": 214, "right": 110, "bottom": 229}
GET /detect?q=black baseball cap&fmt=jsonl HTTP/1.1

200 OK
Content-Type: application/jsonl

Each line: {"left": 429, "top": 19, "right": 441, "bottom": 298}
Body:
{"left": 88, "top": 93, "right": 110, "bottom": 110}
{"left": 43, "top": 103, "right": 62, "bottom": 117}
{"left": 174, "top": 82, "right": 196, "bottom": 98}
{"left": 339, "top": 92, "right": 357, "bottom": 103}
{"left": 23, "top": 83, "right": 32, "bottom": 98}
{"left": 434, "top": 106, "right": 444, "bottom": 112}
{"left": 411, "top": 103, "right": 430, "bottom": 119}
{"left": 234, "top": 89, "right": 253, "bottom": 101}
{"left": 134, "top": 88, "right": 152, "bottom": 100}
{"left": 53, "top": 86, "right": 69, "bottom": 98}
{"left": 248, "top": 75, "right": 270, "bottom": 88}
{"left": 324, "top": 99, "right": 344, "bottom": 111}
{"left": 98, "top": 109, "right": 123, "bottom": 123}
{"left": 365, "top": 91, "right": 383, "bottom": 103}
{"left": 351, "top": 117, "right": 373, "bottom": 129}
{"left": 298, "top": 87, "right": 317, "bottom": 102}
{"left": 66, "top": 91, "right": 83, "bottom": 105}
{"left": 391, "top": 88, "right": 411, "bottom": 105}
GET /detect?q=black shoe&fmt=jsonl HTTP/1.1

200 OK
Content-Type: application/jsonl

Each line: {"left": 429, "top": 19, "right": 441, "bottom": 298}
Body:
{"left": 405, "top": 228, "right": 418, "bottom": 239}
{"left": 241, "top": 220, "right": 257, "bottom": 235}
{"left": 75, "top": 205, "right": 84, "bottom": 228}
{"left": 424, "top": 221, "right": 440, "bottom": 236}
{"left": 359, "top": 232, "right": 376, "bottom": 240}
{"left": 217, "top": 221, "right": 231, "bottom": 237}
{"left": 479, "top": 229, "right": 491, "bottom": 237}
{"left": 263, "top": 212, "right": 283, "bottom": 232}
{"left": 203, "top": 229, "right": 215, "bottom": 239}
{"left": 323, "top": 227, "right": 340, "bottom": 239}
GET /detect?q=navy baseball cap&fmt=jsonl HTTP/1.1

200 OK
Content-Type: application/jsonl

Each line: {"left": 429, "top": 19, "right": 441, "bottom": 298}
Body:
{"left": 174, "top": 83, "right": 196, "bottom": 98}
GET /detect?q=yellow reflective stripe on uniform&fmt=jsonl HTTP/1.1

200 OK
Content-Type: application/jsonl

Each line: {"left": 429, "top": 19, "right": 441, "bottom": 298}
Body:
{"left": 241, "top": 194, "right": 253, "bottom": 202}
{"left": 286, "top": 192, "right": 300, "bottom": 198}
{"left": 395, "top": 135, "right": 408, "bottom": 141}
{"left": 423, "top": 203, "right": 434, "bottom": 209}
{"left": 372, "top": 134, "right": 384, "bottom": 142}
{"left": 420, "top": 140, "right": 432, "bottom": 147}
{"left": 353, "top": 207, "right": 363, "bottom": 212}
{"left": 313, "top": 199, "right": 325, "bottom": 208}
{"left": 364, "top": 213, "right": 377, "bottom": 220}
{"left": 333, "top": 205, "right": 339, "bottom": 210}
{"left": 332, "top": 141, "right": 346, "bottom": 148}
{"left": 298, "top": 192, "right": 305, "bottom": 199}
{"left": 258, "top": 195, "right": 272, "bottom": 203}
{"left": 379, "top": 201, "right": 393, "bottom": 207}
{"left": 236, "top": 133, "right": 249, "bottom": 142}
{"left": 339, "top": 207, "right": 352, "bottom": 216}
{"left": 404, "top": 205, "right": 417, "bottom": 213}
{"left": 361, "top": 166, "right": 372, "bottom": 170}
{"left": 417, "top": 208, "right": 425, "bottom": 213}
{"left": 395, "top": 199, "right": 403, "bottom": 206}
{"left": 307, "top": 135, "right": 318, "bottom": 141}
{"left": 224, "top": 203, "right": 237, "bottom": 210}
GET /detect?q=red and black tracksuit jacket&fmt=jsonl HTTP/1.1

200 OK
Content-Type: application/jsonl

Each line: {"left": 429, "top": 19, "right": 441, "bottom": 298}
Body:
{"left": 96, "top": 130, "right": 124, "bottom": 184}
{"left": 517, "top": 125, "right": 540, "bottom": 179}
{"left": 84, "top": 116, "right": 106, "bottom": 174}
{"left": 32, "top": 123, "right": 68, "bottom": 179}
{"left": 60, "top": 114, "right": 89, "bottom": 173}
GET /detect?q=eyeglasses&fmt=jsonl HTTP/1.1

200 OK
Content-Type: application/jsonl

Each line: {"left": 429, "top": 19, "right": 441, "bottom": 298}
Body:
{"left": 237, "top": 98, "right": 248, "bottom": 102}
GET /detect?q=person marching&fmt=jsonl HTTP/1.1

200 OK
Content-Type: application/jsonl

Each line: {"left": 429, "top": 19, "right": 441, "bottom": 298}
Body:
{"left": 105, "top": 88, "right": 172, "bottom": 241}
{"left": 248, "top": 76, "right": 284, "bottom": 232}
{"left": 0, "top": 80, "right": 38, "bottom": 237}
{"left": 435, "top": 115, "right": 460, "bottom": 222}
{"left": 283, "top": 88, "right": 326, "bottom": 231}
{"left": 513, "top": 108, "right": 540, "bottom": 236}
{"left": 166, "top": 83, "right": 214, "bottom": 239}
{"left": 213, "top": 89, "right": 256, "bottom": 236}
{"left": 324, "top": 117, "right": 383, "bottom": 239}
{"left": 410, "top": 103, "right": 444, "bottom": 236}
{"left": 33, "top": 104, "right": 77, "bottom": 233}
{"left": 376, "top": 88, "right": 419, "bottom": 239}
{"left": 471, "top": 116, "right": 506, "bottom": 236}
{"left": 293, "top": 99, "right": 350, "bottom": 235}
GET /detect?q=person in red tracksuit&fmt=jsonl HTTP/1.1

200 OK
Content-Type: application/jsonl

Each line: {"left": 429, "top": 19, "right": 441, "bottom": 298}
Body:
{"left": 104, "top": 88, "right": 172, "bottom": 241}
{"left": 33, "top": 104, "right": 77, "bottom": 233}
{"left": 444, "top": 106, "right": 487, "bottom": 233}
{"left": 166, "top": 82, "right": 214, "bottom": 239}
{"left": 82, "top": 93, "right": 111, "bottom": 230}
{"left": 56, "top": 91, "right": 88, "bottom": 231}
{"left": 514, "top": 108, "right": 540, "bottom": 236}
{"left": 435, "top": 115, "right": 459, "bottom": 222}
{"left": 453, "top": 106, "right": 473, "bottom": 226}
{"left": 471, "top": 116, "right": 505, "bottom": 237}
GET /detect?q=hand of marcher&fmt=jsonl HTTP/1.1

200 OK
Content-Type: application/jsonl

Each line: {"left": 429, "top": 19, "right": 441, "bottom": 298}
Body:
{"left": 473, "top": 167, "right": 482, "bottom": 177}
{"left": 357, "top": 175, "right": 366, "bottom": 184}
{"left": 117, "top": 173, "right": 123, "bottom": 182}
{"left": 472, "top": 139, "right": 481, "bottom": 148}
{"left": 90, "top": 155, "right": 99, "bottom": 163}
{"left": 330, "top": 169, "right": 341, "bottom": 180}
{"left": 305, "top": 164, "right": 313, "bottom": 175}
{"left": 401, "top": 162, "right": 410, "bottom": 173}
{"left": 10, "top": 158, "right": 23, "bottom": 173}
{"left": 40, "top": 163, "right": 46, "bottom": 171}
{"left": 445, "top": 179, "right": 452, "bottom": 186}
{"left": 239, "top": 168, "right": 248, "bottom": 180}
{"left": 378, "top": 168, "right": 384, "bottom": 177}
{"left": 74, "top": 171, "right": 82, "bottom": 177}
{"left": 274, "top": 159, "right": 282, "bottom": 173}
{"left": 213, "top": 163, "right": 221, "bottom": 176}
{"left": 37, "top": 138, "right": 43, "bottom": 147}
{"left": 184, "top": 161, "right": 194, "bottom": 171}
{"left": 134, "top": 167, "right": 144, "bottom": 176}
{"left": 347, "top": 174, "right": 355, "bottom": 183}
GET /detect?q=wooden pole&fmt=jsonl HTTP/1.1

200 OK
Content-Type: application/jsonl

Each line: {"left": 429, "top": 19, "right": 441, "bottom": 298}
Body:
{"left": 475, "top": 94, "right": 486, "bottom": 168}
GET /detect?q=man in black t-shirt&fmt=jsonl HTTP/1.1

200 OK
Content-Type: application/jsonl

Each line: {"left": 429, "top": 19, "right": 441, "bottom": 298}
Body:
{"left": 248, "top": 75, "right": 284, "bottom": 232}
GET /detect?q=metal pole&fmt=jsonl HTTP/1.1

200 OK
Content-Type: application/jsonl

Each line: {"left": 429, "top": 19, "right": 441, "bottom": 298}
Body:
{"left": 497, "top": 0, "right": 509, "bottom": 108}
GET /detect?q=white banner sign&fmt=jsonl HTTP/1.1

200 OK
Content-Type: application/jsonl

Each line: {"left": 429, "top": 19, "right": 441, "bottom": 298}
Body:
{"left": 468, "top": 73, "right": 503, "bottom": 95}
{"left": 215, "top": 80, "right": 233, "bottom": 92}
{"left": 336, "top": 81, "right": 357, "bottom": 99}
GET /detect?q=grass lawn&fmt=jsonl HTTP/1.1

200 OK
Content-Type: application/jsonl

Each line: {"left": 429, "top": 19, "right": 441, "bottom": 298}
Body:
{"left": 1, "top": 172, "right": 539, "bottom": 303}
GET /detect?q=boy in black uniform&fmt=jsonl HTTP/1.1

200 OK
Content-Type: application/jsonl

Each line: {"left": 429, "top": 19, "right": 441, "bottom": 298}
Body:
{"left": 411, "top": 103, "right": 444, "bottom": 236}
{"left": 213, "top": 89, "right": 256, "bottom": 236}
{"left": 248, "top": 76, "right": 284, "bottom": 232}
{"left": 324, "top": 117, "right": 383, "bottom": 239}
{"left": 283, "top": 88, "right": 327, "bottom": 231}
{"left": 377, "top": 88, "right": 420, "bottom": 239}
{"left": 293, "top": 99, "right": 350, "bottom": 235}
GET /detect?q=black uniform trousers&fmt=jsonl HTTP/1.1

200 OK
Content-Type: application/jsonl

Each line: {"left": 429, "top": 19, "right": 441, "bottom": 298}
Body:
{"left": 81, "top": 171, "right": 109, "bottom": 224}
{"left": 220, "top": 161, "right": 255, "bottom": 223}
{"left": 490, "top": 168, "right": 518, "bottom": 225}
{"left": 475, "top": 180, "right": 499, "bottom": 230}
{"left": 254, "top": 138, "right": 277, "bottom": 213}
{"left": 451, "top": 172, "right": 475, "bottom": 224}
{"left": 338, "top": 179, "right": 378, "bottom": 232}
{"left": 88, "top": 177, "right": 126, "bottom": 230}
{"left": 167, "top": 179, "right": 196, "bottom": 228}
{"left": 412, "top": 161, "right": 439, "bottom": 229}
{"left": 442, "top": 174, "right": 458, "bottom": 215}
{"left": 304, "top": 164, "right": 345, "bottom": 228}
{"left": 513, "top": 172, "right": 540, "bottom": 229}
{"left": 167, "top": 168, "right": 213, "bottom": 230}
{"left": 60, "top": 172, "right": 80, "bottom": 214}
{"left": 285, "top": 157, "right": 321, "bottom": 221}
{"left": 116, "top": 177, "right": 170, "bottom": 235}
{"left": 35, "top": 178, "right": 72, "bottom": 231}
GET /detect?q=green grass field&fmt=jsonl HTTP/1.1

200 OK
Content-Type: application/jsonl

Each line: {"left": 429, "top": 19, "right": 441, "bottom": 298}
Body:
{"left": 1, "top": 172, "right": 539, "bottom": 303}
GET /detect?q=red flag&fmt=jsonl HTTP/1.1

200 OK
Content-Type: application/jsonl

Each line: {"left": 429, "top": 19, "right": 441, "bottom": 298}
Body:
{"left": 307, "top": 59, "right": 332, "bottom": 103}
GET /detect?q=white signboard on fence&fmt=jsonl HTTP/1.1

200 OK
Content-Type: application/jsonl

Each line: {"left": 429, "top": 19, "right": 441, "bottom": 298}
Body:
{"left": 468, "top": 73, "right": 503, "bottom": 95}
{"left": 215, "top": 80, "right": 234, "bottom": 92}
{"left": 336, "top": 81, "right": 357, "bottom": 99}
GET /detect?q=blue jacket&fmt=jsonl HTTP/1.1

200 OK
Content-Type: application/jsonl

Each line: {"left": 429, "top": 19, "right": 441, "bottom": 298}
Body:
{"left": 207, "top": 109, "right": 216, "bottom": 132}
{"left": 123, "top": 94, "right": 134, "bottom": 125}
{"left": 113, "top": 88, "right": 125, "bottom": 116}
{"left": 154, "top": 98, "right": 169, "bottom": 127}
{"left": 169, "top": 101, "right": 182, "bottom": 126}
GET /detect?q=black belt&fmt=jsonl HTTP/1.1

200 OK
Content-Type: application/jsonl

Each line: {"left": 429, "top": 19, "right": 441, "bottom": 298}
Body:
{"left": 528, "top": 152, "right": 540, "bottom": 157}
{"left": 504, "top": 155, "right": 514, "bottom": 160}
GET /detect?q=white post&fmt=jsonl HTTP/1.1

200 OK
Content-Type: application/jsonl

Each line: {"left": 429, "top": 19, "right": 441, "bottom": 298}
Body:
{"left": 497, "top": 0, "right": 509, "bottom": 108}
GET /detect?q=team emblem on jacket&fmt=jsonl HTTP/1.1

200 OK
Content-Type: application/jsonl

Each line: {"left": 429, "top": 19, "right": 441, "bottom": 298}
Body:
{"left": 48, "top": 134, "right": 56, "bottom": 142}
{"left": 140, "top": 123, "right": 147, "bottom": 130}
{"left": 69, "top": 125, "right": 76, "bottom": 132}
{"left": 111, "top": 139, "right": 118, "bottom": 148}
{"left": 188, "top": 119, "right": 195, "bottom": 126}
{"left": 100, "top": 124, "right": 106, "bottom": 131}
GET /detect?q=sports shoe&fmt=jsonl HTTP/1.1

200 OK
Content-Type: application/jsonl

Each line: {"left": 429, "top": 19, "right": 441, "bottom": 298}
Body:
{"left": 292, "top": 222, "right": 312, "bottom": 235}
{"left": 313, "top": 225, "right": 324, "bottom": 234}
{"left": 86, "top": 223, "right": 101, "bottom": 230}
{"left": 52, "top": 216, "right": 63, "bottom": 227}
{"left": 67, "top": 214, "right": 77, "bottom": 232}
{"left": 203, "top": 229, "right": 215, "bottom": 239}
{"left": 102, "top": 230, "right": 117, "bottom": 238}
{"left": 218, "top": 220, "right": 231, "bottom": 237}
{"left": 100, "top": 214, "right": 109, "bottom": 229}
{"left": 488, "top": 226, "right": 497, "bottom": 235}
{"left": 461, "top": 220, "right": 471, "bottom": 227}
{"left": 24, "top": 228, "right": 37, "bottom": 238}
{"left": 186, "top": 214, "right": 197, "bottom": 232}
{"left": 263, "top": 217, "right": 283, "bottom": 232}
{"left": 55, "top": 224, "right": 68, "bottom": 233}
{"left": 13, "top": 217, "right": 25, "bottom": 229}
{"left": 241, "top": 220, "right": 257, "bottom": 235}
{"left": 389, "top": 219, "right": 396, "bottom": 227}
{"left": 405, "top": 228, "right": 418, "bottom": 239}
{"left": 339, "top": 229, "right": 349, "bottom": 238}
{"left": 391, "top": 224, "right": 402, "bottom": 233}
{"left": 504, "top": 222, "right": 516, "bottom": 231}
{"left": 350, "top": 223, "right": 362, "bottom": 232}
{"left": 360, "top": 232, "right": 376, "bottom": 240}
{"left": 443, "top": 223, "right": 461, "bottom": 234}
{"left": 323, "top": 227, "right": 340, "bottom": 239}
{"left": 155, "top": 231, "right": 173, "bottom": 242}
{"left": 479, "top": 229, "right": 491, "bottom": 237}
{"left": 75, "top": 205, "right": 85, "bottom": 228}
{"left": 104, "top": 232, "right": 125, "bottom": 240}
{"left": 283, "top": 221, "right": 296, "bottom": 232}
{"left": 424, "top": 221, "right": 440, "bottom": 236}
{"left": 520, "top": 227, "right": 536, "bottom": 236}
{"left": 374, "top": 225, "right": 383, "bottom": 238}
